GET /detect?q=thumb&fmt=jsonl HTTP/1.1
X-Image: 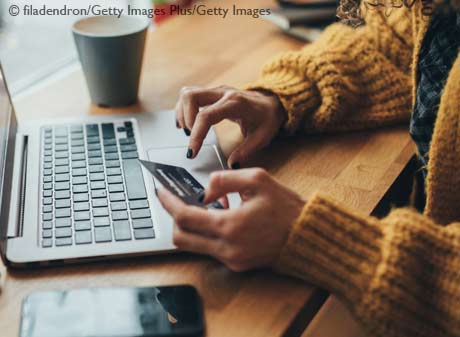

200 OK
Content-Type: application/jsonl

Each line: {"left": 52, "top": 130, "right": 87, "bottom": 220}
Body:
{"left": 227, "top": 131, "right": 269, "bottom": 168}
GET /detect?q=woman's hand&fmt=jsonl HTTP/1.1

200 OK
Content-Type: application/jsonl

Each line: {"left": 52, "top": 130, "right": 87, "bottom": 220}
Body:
{"left": 158, "top": 168, "right": 305, "bottom": 272}
{"left": 175, "top": 86, "right": 286, "bottom": 168}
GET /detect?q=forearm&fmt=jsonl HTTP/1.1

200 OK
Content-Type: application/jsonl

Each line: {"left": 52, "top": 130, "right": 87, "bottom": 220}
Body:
{"left": 246, "top": 9, "right": 413, "bottom": 135}
{"left": 275, "top": 193, "right": 460, "bottom": 337}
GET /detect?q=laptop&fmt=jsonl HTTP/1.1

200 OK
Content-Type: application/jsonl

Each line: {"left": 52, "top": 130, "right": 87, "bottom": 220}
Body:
{"left": 0, "top": 62, "right": 229, "bottom": 267}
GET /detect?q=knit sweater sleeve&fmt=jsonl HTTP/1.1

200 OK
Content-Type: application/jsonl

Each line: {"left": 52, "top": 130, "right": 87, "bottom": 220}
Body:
{"left": 275, "top": 193, "right": 460, "bottom": 337}
{"left": 245, "top": 8, "right": 414, "bottom": 134}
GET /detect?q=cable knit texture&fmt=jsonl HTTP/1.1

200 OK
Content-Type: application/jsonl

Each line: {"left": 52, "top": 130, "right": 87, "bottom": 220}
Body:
{"left": 246, "top": 3, "right": 460, "bottom": 337}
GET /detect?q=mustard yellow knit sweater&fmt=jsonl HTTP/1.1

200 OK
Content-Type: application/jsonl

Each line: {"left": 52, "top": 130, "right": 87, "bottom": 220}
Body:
{"left": 247, "top": 3, "right": 460, "bottom": 337}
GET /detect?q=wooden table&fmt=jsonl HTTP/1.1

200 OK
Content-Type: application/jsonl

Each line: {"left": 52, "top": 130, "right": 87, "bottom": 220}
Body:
{"left": 0, "top": 1, "right": 415, "bottom": 336}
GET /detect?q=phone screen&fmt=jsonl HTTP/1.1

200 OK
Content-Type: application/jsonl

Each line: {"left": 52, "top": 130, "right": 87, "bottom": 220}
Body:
{"left": 20, "top": 285, "right": 204, "bottom": 337}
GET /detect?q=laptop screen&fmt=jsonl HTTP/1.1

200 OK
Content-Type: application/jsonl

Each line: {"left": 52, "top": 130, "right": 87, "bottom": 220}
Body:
{"left": 0, "top": 64, "right": 18, "bottom": 259}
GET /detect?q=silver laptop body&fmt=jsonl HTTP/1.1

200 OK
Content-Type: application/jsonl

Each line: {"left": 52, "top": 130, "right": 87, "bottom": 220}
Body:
{"left": 0, "top": 63, "right": 228, "bottom": 268}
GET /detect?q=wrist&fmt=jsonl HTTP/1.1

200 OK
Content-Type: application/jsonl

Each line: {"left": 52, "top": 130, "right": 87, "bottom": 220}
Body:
{"left": 255, "top": 89, "right": 288, "bottom": 129}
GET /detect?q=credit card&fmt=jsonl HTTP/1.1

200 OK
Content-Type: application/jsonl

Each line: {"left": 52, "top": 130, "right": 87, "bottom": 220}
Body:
{"left": 139, "top": 160, "right": 223, "bottom": 209}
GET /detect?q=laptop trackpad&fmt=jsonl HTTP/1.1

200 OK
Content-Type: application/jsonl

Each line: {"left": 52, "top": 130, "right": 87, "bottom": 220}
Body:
{"left": 146, "top": 145, "right": 225, "bottom": 188}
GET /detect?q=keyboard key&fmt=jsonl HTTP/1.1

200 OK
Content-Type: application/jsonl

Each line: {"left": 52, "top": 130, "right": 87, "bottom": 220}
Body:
{"left": 74, "top": 193, "right": 89, "bottom": 202}
{"left": 104, "top": 145, "right": 118, "bottom": 153}
{"left": 70, "top": 125, "right": 83, "bottom": 133}
{"left": 55, "top": 173, "right": 70, "bottom": 182}
{"left": 92, "top": 199, "right": 108, "bottom": 208}
{"left": 131, "top": 209, "right": 151, "bottom": 219}
{"left": 43, "top": 183, "right": 53, "bottom": 190}
{"left": 113, "top": 221, "right": 132, "bottom": 241}
{"left": 88, "top": 150, "right": 102, "bottom": 158}
{"left": 55, "top": 182, "right": 70, "bottom": 191}
{"left": 112, "top": 211, "right": 128, "bottom": 221}
{"left": 75, "top": 221, "right": 91, "bottom": 231}
{"left": 89, "top": 173, "right": 105, "bottom": 181}
{"left": 108, "top": 184, "right": 124, "bottom": 193}
{"left": 72, "top": 160, "right": 86, "bottom": 169}
{"left": 54, "top": 127, "right": 67, "bottom": 137}
{"left": 71, "top": 138, "right": 84, "bottom": 146}
{"left": 102, "top": 123, "right": 115, "bottom": 139}
{"left": 95, "top": 227, "right": 112, "bottom": 242}
{"left": 43, "top": 204, "right": 53, "bottom": 213}
{"left": 90, "top": 181, "right": 106, "bottom": 190}
{"left": 55, "top": 199, "right": 71, "bottom": 208}
{"left": 86, "top": 136, "right": 100, "bottom": 144}
{"left": 107, "top": 167, "right": 122, "bottom": 176}
{"left": 42, "top": 221, "right": 53, "bottom": 230}
{"left": 42, "top": 213, "right": 52, "bottom": 221}
{"left": 55, "top": 218, "right": 71, "bottom": 228}
{"left": 103, "top": 138, "right": 117, "bottom": 146}
{"left": 55, "top": 190, "right": 70, "bottom": 199}
{"left": 122, "top": 160, "right": 147, "bottom": 200}
{"left": 107, "top": 175, "right": 123, "bottom": 184}
{"left": 43, "top": 169, "right": 53, "bottom": 176}
{"left": 120, "top": 144, "right": 137, "bottom": 152}
{"left": 91, "top": 190, "right": 107, "bottom": 199}
{"left": 44, "top": 144, "right": 52, "bottom": 151}
{"left": 89, "top": 165, "right": 104, "bottom": 173}
{"left": 94, "top": 217, "right": 110, "bottom": 227}
{"left": 73, "top": 184, "right": 88, "bottom": 193}
{"left": 71, "top": 146, "right": 85, "bottom": 154}
{"left": 55, "top": 166, "right": 69, "bottom": 174}
{"left": 121, "top": 151, "right": 138, "bottom": 159}
{"left": 74, "top": 211, "right": 90, "bottom": 221}
{"left": 55, "top": 228, "right": 72, "bottom": 238}
{"left": 111, "top": 201, "right": 127, "bottom": 211}
{"left": 110, "top": 193, "right": 125, "bottom": 202}
{"left": 124, "top": 121, "right": 133, "bottom": 129}
{"left": 74, "top": 202, "right": 90, "bottom": 211}
{"left": 93, "top": 208, "right": 109, "bottom": 217}
{"left": 88, "top": 143, "right": 101, "bottom": 151}
{"left": 71, "top": 153, "right": 85, "bottom": 161}
{"left": 55, "top": 144, "right": 68, "bottom": 152}
{"left": 86, "top": 124, "right": 99, "bottom": 136}
{"left": 55, "top": 158, "right": 69, "bottom": 166}
{"left": 43, "top": 174, "right": 53, "bottom": 181}
{"left": 55, "top": 152, "right": 68, "bottom": 159}
{"left": 42, "top": 239, "right": 53, "bottom": 248}
{"left": 43, "top": 197, "right": 53, "bottom": 205}
{"left": 55, "top": 237, "right": 72, "bottom": 246}
{"left": 104, "top": 152, "right": 119, "bottom": 161}
{"left": 43, "top": 190, "right": 53, "bottom": 198}
{"left": 75, "top": 231, "right": 92, "bottom": 244}
{"left": 134, "top": 228, "right": 155, "bottom": 240}
{"left": 42, "top": 229, "right": 53, "bottom": 238}
{"left": 55, "top": 138, "right": 68, "bottom": 145}
{"left": 72, "top": 176, "right": 87, "bottom": 185}
{"left": 72, "top": 168, "right": 87, "bottom": 176}
{"left": 44, "top": 138, "right": 52, "bottom": 145}
{"left": 105, "top": 160, "right": 120, "bottom": 168}
{"left": 132, "top": 218, "right": 154, "bottom": 229}
{"left": 129, "top": 200, "right": 149, "bottom": 210}
{"left": 55, "top": 208, "right": 71, "bottom": 218}
{"left": 89, "top": 157, "right": 103, "bottom": 165}
{"left": 119, "top": 138, "right": 135, "bottom": 145}
{"left": 44, "top": 156, "right": 53, "bottom": 163}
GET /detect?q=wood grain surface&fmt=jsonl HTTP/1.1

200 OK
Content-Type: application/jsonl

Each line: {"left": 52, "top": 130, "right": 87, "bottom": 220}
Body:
{"left": 0, "top": 1, "right": 414, "bottom": 336}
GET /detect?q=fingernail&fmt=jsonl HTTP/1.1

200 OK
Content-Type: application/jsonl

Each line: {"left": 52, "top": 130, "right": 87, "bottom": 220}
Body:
{"left": 231, "top": 162, "right": 241, "bottom": 170}
{"left": 176, "top": 120, "right": 180, "bottom": 128}
{"left": 184, "top": 128, "right": 191, "bottom": 136}
{"left": 187, "top": 148, "right": 193, "bottom": 159}
{"left": 198, "top": 192, "right": 205, "bottom": 203}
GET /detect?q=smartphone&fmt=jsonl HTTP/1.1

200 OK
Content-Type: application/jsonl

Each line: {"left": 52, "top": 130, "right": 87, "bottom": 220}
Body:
{"left": 20, "top": 285, "right": 204, "bottom": 337}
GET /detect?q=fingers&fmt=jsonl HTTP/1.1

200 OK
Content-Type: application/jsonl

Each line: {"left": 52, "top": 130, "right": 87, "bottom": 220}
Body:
{"left": 173, "top": 226, "right": 219, "bottom": 256}
{"left": 227, "top": 130, "right": 270, "bottom": 168}
{"left": 176, "top": 86, "right": 224, "bottom": 131}
{"left": 188, "top": 99, "right": 239, "bottom": 158}
{"left": 203, "top": 168, "right": 269, "bottom": 204}
{"left": 157, "top": 188, "right": 222, "bottom": 237}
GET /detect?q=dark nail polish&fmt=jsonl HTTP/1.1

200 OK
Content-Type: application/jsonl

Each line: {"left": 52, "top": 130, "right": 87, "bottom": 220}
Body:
{"left": 231, "top": 162, "right": 241, "bottom": 170}
{"left": 184, "top": 128, "right": 191, "bottom": 136}
{"left": 176, "top": 120, "right": 180, "bottom": 128}
{"left": 187, "top": 148, "right": 193, "bottom": 159}
{"left": 198, "top": 192, "right": 205, "bottom": 203}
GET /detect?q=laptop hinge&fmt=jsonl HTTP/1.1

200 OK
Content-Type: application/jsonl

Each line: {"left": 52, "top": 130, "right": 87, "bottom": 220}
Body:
{"left": 7, "top": 133, "right": 28, "bottom": 238}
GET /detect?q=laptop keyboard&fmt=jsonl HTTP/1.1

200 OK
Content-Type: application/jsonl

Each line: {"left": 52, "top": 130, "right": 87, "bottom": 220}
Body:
{"left": 40, "top": 121, "right": 155, "bottom": 248}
